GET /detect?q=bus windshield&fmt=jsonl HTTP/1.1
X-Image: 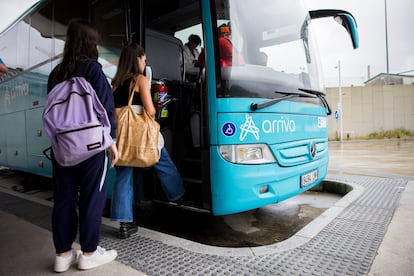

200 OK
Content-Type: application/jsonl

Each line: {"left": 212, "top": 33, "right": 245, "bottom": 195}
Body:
{"left": 215, "top": 0, "right": 323, "bottom": 98}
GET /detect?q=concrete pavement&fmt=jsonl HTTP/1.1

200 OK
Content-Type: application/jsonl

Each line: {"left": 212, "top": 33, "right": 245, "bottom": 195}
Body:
{"left": 0, "top": 139, "right": 413, "bottom": 275}
{"left": 368, "top": 180, "right": 414, "bottom": 275}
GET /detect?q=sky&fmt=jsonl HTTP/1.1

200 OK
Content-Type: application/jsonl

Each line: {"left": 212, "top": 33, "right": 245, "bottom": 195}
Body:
{"left": 305, "top": 0, "right": 414, "bottom": 87}
{"left": 1, "top": 0, "right": 413, "bottom": 87}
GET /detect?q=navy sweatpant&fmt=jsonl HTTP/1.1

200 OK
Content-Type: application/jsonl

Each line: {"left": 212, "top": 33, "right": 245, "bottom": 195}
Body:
{"left": 51, "top": 151, "right": 108, "bottom": 253}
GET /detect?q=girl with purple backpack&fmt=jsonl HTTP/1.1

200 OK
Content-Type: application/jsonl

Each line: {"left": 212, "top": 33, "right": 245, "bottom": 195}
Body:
{"left": 47, "top": 19, "right": 118, "bottom": 272}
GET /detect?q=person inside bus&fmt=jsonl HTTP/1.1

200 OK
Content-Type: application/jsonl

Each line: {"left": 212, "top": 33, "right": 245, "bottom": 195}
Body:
{"left": 0, "top": 58, "right": 8, "bottom": 75}
{"left": 110, "top": 42, "right": 185, "bottom": 239}
{"left": 218, "top": 23, "right": 245, "bottom": 67}
{"left": 47, "top": 19, "right": 119, "bottom": 272}
{"left": 183, "top": 34, "right": 202, "bottom": 81}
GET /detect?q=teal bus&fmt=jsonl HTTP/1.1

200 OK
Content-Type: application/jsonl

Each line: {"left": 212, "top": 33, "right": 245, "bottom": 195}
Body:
{"left": 0, "top": 0, "right": 358, "bottom": 215}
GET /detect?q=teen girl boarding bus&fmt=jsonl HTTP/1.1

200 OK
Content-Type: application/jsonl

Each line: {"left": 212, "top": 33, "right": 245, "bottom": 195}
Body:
{"left": 0, "top": 0, "right": 358, "bottom": 215}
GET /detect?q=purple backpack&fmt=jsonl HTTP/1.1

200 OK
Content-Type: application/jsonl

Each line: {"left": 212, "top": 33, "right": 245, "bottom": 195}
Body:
{"left": 42, "top": 76, "right": 112, "bottom": 166}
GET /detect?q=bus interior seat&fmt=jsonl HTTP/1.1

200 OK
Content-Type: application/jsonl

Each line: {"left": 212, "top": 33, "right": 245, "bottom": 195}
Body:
{"left": 145, "top": 29, "right": 201, "bottom": 148}
{"left": 145, "top": 29, "right": 184, "bottom": 81}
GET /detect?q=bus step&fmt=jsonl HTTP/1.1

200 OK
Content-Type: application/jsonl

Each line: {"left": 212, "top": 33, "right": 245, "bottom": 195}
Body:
{"left": 182, "top": 157, "right": 201, "bottom": 163}
{"left": 182, "top": 177, "right": 202, "bottom": 184}
{"left": 152, "top": 199, "right": 211, "bottom": 214}
{"left": 180, "top": 159, "right": 201, "bottom": 179}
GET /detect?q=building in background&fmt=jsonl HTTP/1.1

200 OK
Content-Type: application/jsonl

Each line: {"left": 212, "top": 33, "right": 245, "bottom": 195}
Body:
{"left": 326, "top": 73, "right": 414, "bottom": 140}
{"left": 364, "top": 73, "right": 414, "bottom": 86}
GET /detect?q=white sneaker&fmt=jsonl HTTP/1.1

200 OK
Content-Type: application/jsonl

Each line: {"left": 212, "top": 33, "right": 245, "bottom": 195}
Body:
{"left": 78, "top": 246, "right": 117, "bottom": 270}
{"left": 54, "top": 248, "right": 79, "bottom": 272}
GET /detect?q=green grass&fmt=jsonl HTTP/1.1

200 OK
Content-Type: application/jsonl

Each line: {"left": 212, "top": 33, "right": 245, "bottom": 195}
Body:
{"left": 366, "top": 128, "right": 414, "bottom": 139}
{"left": 330, "top": 128, "right": 414, "bottom": 141}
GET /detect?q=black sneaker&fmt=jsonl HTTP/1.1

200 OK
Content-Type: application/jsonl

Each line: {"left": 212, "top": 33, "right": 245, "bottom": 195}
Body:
{"left": 119, "top": 222, "right": 138, "bottom": 239}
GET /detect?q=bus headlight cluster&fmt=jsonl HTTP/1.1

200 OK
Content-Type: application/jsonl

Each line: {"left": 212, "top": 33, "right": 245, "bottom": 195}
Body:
{"left": 219, "top": 144, "right": 276, "bottom": 164}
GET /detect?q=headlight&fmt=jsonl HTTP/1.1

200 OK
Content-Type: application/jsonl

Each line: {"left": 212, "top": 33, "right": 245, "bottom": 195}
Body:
{"left": 219, "top": 144, "right": 276, "bottom": 164}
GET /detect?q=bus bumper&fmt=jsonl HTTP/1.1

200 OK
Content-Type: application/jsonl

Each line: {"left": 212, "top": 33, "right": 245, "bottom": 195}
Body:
{"left": 210, "top": 147, "right": 329, "bottom": 216}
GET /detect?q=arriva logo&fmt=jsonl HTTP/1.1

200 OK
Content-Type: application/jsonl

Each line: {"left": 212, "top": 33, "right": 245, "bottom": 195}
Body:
{"left": 4, "top": 83, "right": 29, "bottom": 105}
{"left": 240, "top": 114, "right": 259, "bottom": 141}
{"left": 239, "top": 114, "right": 296, "bottom": 141}
{"left": 262, "top": 117, "right": 296, "bottom": 134}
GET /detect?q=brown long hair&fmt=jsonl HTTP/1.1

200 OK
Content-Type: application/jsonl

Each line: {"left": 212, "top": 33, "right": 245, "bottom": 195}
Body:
{"left": 50, "top": 19, "right": 100, "bottom": 88}
{"left": 111, "top": 42, "right": 146, "bottom": 90}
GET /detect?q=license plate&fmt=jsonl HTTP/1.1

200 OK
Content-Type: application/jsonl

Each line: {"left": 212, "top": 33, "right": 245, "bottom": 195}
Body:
{"left": 301, "top": 170, "right": 318, "bottom": 188}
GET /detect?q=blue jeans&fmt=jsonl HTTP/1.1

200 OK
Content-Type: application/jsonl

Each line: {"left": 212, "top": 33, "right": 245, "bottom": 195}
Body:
{"left": 111, "top": 147, "right": 185, "bottom": 222}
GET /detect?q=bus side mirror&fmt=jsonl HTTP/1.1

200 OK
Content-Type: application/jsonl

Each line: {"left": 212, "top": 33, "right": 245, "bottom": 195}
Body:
{"left": 309, "top": 9, "right": 359, "bottom": 49}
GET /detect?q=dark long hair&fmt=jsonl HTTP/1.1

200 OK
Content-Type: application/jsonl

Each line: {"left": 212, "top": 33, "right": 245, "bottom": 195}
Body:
{"left": 50, "top": 19, "right": 100, "bottom": 87}
{"left": 111, "top": 42, "right": 146, "bottom": 90}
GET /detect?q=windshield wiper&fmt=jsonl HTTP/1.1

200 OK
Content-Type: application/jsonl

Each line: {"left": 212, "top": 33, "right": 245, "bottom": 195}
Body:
{"left": 299, "top": 88, "right": 332, "bottom": 115}
{"left": 250, "top": 90, "right": 315, "bottom": 111}
{"left": 298, "top": 88, "right": 325, "bottom": 96}
{"left": 250, "top": 95, "right": 297, "bottom": 111}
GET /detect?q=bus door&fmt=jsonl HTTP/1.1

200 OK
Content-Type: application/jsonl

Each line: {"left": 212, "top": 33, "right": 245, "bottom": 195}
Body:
{"left": 142, "top": 0, "right": 212, "bottom": 211}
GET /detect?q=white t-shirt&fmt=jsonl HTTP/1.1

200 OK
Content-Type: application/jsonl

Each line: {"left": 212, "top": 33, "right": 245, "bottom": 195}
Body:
{"left": 183, "top": 44, "right": 200, "bottom": 75}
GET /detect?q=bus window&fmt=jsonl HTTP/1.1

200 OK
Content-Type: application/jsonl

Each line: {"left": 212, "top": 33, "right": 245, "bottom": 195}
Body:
{"left": 175, "top": 24, "right": 204, "bottom": 47}
{"left": 214, "top": 0, "right": 324, "bottom": 98}
{"left": 27, "top": 5, "right": 62, "bottom": 68}
{"left": 90, "top": 0, "right": 127, "bottom": 81}
{"left": 175, "top": 24, "right": 204, "bottom": 81}
{"left": 90, "top": 0, "right": 127, "bottom": 48}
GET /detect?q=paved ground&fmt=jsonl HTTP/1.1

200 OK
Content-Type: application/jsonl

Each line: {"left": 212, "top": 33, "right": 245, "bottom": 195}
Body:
{"left": 328, "top": 139, "right": 414, "bottom": 177}
{"left": 0, "top": 139, "right": 413, "bottom": 275}
{"left": 329, "top": 139, "right": 414, "bottom": 276}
